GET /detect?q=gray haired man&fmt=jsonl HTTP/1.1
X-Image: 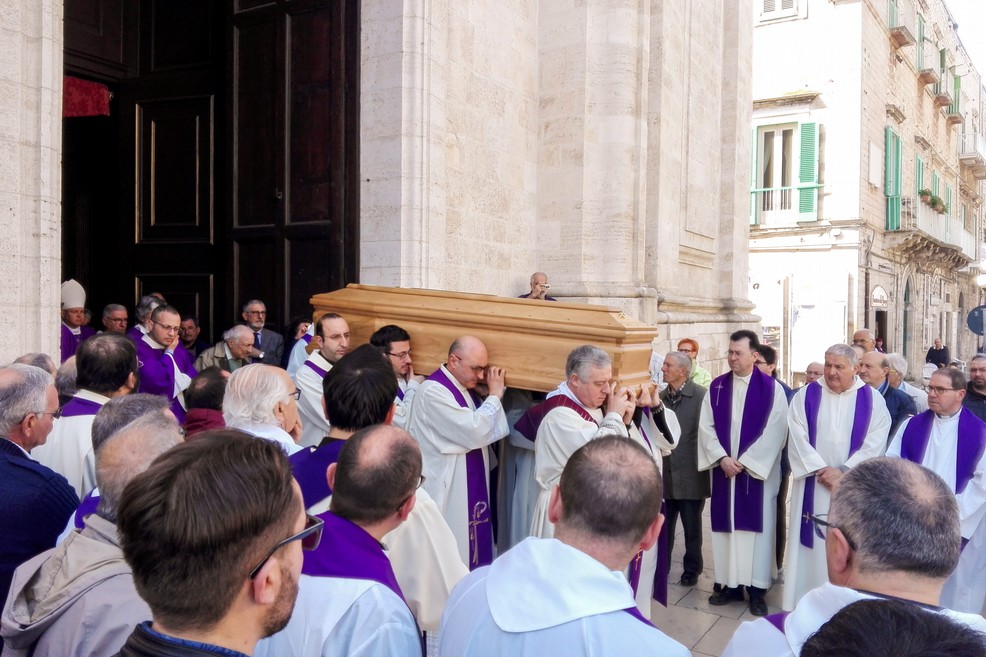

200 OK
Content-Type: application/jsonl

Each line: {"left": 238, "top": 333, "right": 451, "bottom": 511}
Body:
{"left": 194, "top": 324, "right": 255, "bottom": 373}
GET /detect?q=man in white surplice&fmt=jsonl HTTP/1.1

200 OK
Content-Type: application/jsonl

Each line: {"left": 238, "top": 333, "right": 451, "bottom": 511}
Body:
{"left": 697, "top": 330, "right": 787, "bottom": 617}
{"left": 294, "top": 313, "right": 350, "bottom": 448}
{"left": 887, "top": 367, "right": 986, "bottom": 614}
{"left": 783, "top": 343, "right": 889, "bottom": 611}
{"left": 405, "top": 336, "right": 509, "bottom": 571}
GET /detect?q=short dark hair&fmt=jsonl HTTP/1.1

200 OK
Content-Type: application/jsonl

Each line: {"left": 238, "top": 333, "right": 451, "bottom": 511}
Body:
{"left": 75, "top": 334, "right": 137, "bottom": 395}
{"left": 323, "top": 344, "right": 397, "bottom": 432}
{"left": 829, "top": 457, "right": 959, "bottom": 577}
{"left": 759, "top": 343, "right": 777, "bottom": 366}
{"left": 314, "top": 312, "right": 343, "bottom": 338}
{"left": 150, "top": 305, "right": 180, "bottom": 322}
{"left": 185, "top": 367, "right": 227, "bottom": 411}
{"left": 729, "top": 329, "right": 761, "bottom": 352}
{"left": 369, "top": 325, "right": 411, "bottom": 352}
{"left": 181, "top": 314, "right": 200, "bottom": 327}
{"left": 330, "top": 425, "right": 422, "bottom": 524}
{"left": 801, "top": 599, "right": 986, "bottom": 657}
{"left": 91, "top": 394, "right": 170, "bottom": 453}
{"left": 118, "top": 431, "right": 296, "bottom": 631}
{"left": 558, "top": 437, "right": 661, "bottom": 545}
{"left": 931, "top": 367, "right": 966, "bottom": 391}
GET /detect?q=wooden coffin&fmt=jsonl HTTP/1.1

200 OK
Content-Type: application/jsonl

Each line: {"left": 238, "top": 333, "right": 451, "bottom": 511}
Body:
{"left": 309, "top": 285, "right": 657, "bottom": 393}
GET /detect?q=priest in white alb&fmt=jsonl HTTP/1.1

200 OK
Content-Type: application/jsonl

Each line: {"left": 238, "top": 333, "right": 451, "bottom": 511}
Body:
{"left": 887, "top": 367, "right": 986, "bottom": 614}
{"left": 783, "top": 343, "right": 889, "bottom": 611}
{"left": 697, "top": 330, "right": 788, "bottom": 617}
{"left": 405, "top": 336, "right": 509, "bottom": 571}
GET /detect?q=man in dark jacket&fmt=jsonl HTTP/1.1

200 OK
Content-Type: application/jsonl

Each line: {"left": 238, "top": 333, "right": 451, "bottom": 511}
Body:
{"left": 659, "top": 351, "right": 709, "bottom": 587}
{"left": 926, "top": 338, "right": 950, "bottom": 369}
{"left": 859, "top": 351, "right": 917, "bottom": 438}
{"left": 964, "top": 355, "right": 986, "bottom": 424}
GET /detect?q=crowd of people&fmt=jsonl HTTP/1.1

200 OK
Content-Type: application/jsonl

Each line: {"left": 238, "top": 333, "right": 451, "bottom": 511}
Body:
{"left": 1, "top": 276, "right": 986, "bottom": 656}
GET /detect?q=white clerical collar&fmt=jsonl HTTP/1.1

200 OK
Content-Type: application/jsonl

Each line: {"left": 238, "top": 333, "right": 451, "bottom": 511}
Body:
{"left": 935, "top": 409, "right": 962, "bottom": 421}
{"left": 141, "top": 333, "right": 167, "bottom": 351}
{"left": 733, "top": 372, "right": 753, "bottom": 384}
{"left": 63, "top": 323, "right": 82, "bottom": 335}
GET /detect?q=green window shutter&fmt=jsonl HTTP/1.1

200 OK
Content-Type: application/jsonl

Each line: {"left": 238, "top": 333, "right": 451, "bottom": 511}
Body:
{"left": 798, "top": 122, "right": 819, "bottom": 221}
{"left": 885, "top": 127, "right": 901, "bottom": 229}
{"left": 917, "top": 15, "right": 925, "bottom": 69}
{"left": 933, "top": 171, "right": 940, "bottom": 196}
{"left": 915, "top": 155, "right": 924, "bottom": 195}
{"left": 953, "top": 74, "right": 961, "bottom": 114}
{"left": 946, "top": 185, "right": 952, "bottom": 214}
{"left": 750, "top": 129, "right": 758, "bottom": 225}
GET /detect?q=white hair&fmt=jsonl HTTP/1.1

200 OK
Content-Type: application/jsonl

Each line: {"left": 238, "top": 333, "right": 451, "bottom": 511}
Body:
{"left": 223, "top": 324, "right": 253, "bottom": 343}
{"left": 223, "top": 364, "right": 292, "bottom": 428}
{"left": 0, "top": 364, "right": 52, "bottom": 436}
{"left": 886, "top": 352, "right": 908, "bottom": 378}
{"left": 827, "top": 343, "right": 858, "bottom": 367}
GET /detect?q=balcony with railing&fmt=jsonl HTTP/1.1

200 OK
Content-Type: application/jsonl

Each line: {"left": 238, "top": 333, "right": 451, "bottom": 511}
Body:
{"left": 887, "top": 0, "right": 915, "bottom": 47}
{"left": 886, "top": 196, "right": 977, "bottom": 265}
{"left": 959, "top": 133, "right": 986, "bottom": 179}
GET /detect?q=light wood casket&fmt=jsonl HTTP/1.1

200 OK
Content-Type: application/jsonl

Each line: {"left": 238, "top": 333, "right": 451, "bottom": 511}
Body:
{"left": 309, "top": 285, "right": 657, "bottom": 393}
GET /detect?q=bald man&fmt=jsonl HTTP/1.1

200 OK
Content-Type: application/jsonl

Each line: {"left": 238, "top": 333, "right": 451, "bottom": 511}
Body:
{"left": 851, "top": 329, "right": 876, "bottom": 354}
{"left": 406, "top": 336, "right": 510, "bottom": 570}
{"left": 518, "top": 273, "right": 556, "bottom": 301}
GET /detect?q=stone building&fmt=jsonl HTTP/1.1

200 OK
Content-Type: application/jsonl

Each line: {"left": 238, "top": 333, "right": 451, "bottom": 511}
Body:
{"left": 2, "top": 0, "right": 757, "bottom": 369}
{"left": 748, "top": 0, "right": 985, "bottom": 384}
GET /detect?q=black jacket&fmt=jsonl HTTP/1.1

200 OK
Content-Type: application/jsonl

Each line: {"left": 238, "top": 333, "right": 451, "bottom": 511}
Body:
{"left": 964, "top": 383, "right": 986, "bottom": 424}
{"left": 114, "top": 623, "right": 249, "bottom": 657}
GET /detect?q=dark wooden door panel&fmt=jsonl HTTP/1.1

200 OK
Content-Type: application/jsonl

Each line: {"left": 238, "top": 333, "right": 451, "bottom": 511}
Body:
{"left": 64, "top": 0, "right": 132, "bottom": 80}
{"left": 142, "top": 0, "right": 217, "bottom": 74}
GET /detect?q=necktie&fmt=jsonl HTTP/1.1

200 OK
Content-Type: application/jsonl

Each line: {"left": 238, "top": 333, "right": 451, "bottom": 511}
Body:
{"left": 254, "top": 332, "right": 262, "bottom": 349}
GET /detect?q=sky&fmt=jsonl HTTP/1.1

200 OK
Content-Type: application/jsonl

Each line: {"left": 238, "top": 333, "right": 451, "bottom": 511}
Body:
{"left": 946, "top": 0, "right": 986, "bottom": 81}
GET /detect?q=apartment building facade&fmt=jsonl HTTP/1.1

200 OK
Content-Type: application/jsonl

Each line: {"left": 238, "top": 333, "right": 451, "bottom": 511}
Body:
{"left": 748, "top": 0, "right": 985, "bottom": 384}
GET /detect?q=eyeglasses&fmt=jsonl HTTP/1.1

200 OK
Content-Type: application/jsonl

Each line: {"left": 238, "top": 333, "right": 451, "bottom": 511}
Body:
{"left": 287, "top": 389, "right": 302, "bottom": 401}
{"left": 24, "top": 408, "right": 62, "bottom": 421}
{"left": 396, "top": 474, "right": 427, "bottom": 511}
{"left": 249, "top": 513, "right": 324, "bottom": 579}
{"left": 726, "top": 350, "right": 752, "bottom": 358}
{"left": 927, "top": 386, "right": 961, "bottom": 395}
{"left": 453, "top": 354, "right": 487, "bottom": 374}
{"left": 245, "top": 310, "right": 267, "bottom": 316}
{"left": 387, "top": 350, "right": 412, "bottom": 360}
{"left": 106, "top": 317, "right": 128, "bottom": 324}
{"left": 806, "top": 513, "right": 856, "bottom": 550}
{"left": 152, "top": 321, "right": 180, "bottom": 333}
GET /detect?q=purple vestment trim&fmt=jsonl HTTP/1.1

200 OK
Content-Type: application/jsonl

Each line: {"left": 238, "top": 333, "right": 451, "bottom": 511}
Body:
{"left": 799, "top": 382, "right": 872, "bottom": 548}
{"left": 708, "top": 369, "right": 775, "bottom": 533}
{"left": 900, "top": 408, "right": 986, "bottom": 495}
{"left": 74, "top": 488, "right": 100, "bottom": 529}
{"left": 303, "top": 511, "right": 408, "bottom": 606}
{"left": 303, "top": 359, "right": 328, "bottom": 378}
{"left": 60, "top": 396, "right": 103, "bottom": 418}
{"left": 397, "top": 386, "right": 405, "bottom": 401}
{"left": 514, "top": 395, "right": 596, "bottom": 442}
{"left": 290, "top": 441, "right": 346, "bottom": 509}
{"left": 302, "top": 333, "right": 312, "bottom": 344}
{"left": 622, "top": 605, "right": 656, "bottom": 627}
{"left": 427, "top": 367, "right": 493, "bottom": 570}
{"left": 765, "top": 611, "right": 789, "bottom": 633}
{"left": 654, "top": 500, "right": 668, "bottom": 606}
{"left": 60, "top": 324, "right": 96, "bottom": 363}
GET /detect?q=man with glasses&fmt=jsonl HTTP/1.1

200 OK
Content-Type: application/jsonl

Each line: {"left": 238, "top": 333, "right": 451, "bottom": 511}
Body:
{"left": 100, "top": 304, "right": 129, "bottom": 335}
{"left": 294, "top": 313, "right": 350, "bottom": 448}
{"left": 32, "top": 334, "right": 138, "bottom": 498}
{"left": 257, "top": 425, "right": 423, "bottom": 657}
{"left": 850, "top": 328, "right": 876, "bottom": 353}
{"left": 886, "top": 352, "right": 928, "bottom": 413}
{"left": 242, "top": 299, "right": 285, "bottom": 366}
{"left": 783, "top": 343, "right": 890, "bottom": 611}
{"left": 407, "top": 336, "right": 509, "bottom": 571}
{"left": 723, "top": 458, "right": 986, "bottom": 657}
{"left": 962, "top": 354, "right": 986, "bottom": 422}
{"left": 0, "top": 365, "right": 78, "bottom": 633}
{"left": 697, "top": 330, "right": 788, "bottom": 617}
{"left": 888, "top": 367, "right": 986, "bottom": 613}
{"left": 113, "top": 431, "right": 308, "bottom": 657}
{"left": 59, "top": 280, "right": 96, "bottom": 364}
{"left": 135, "top": 305, "right": 197, "bottom": 423}
{"left": 800, "top": 362, "right": 824, "bottom": 388}
{"left": 223, "top": 364, "right": 303, "bottom": 455}
{"left": 178, "top": 314, "right": 211, "bottom": 357}
{"left": 370, "top": 324, "right": 425, "bottom": 429}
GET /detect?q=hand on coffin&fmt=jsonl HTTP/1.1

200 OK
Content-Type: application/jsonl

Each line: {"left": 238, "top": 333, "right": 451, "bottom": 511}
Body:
{"left": 486, "top": 366, "right": 506, "bottom": 399}
{"left": 635, "top": 381, "right": 661, "bottom": 408}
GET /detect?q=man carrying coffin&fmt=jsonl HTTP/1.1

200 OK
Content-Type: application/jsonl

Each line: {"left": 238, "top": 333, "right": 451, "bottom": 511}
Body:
{"left": 783, "top": 343, "right": 889, "bottom": 611}
{"left": 697, "top": 330, "right": 788, "bottom": 617}
{"left": 406, "top": 336, "right": 509, "bottom": 571}
{"left": 887, "top": 367, "right": 986, "bottom": 613}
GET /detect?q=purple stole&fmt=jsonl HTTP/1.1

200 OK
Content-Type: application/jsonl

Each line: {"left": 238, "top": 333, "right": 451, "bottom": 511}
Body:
{"left": 290, "top": 440, "right": 346, "bottom": 509}
{"left": 622, "top": 605, "right": 656, "bottom": 627}
{"left": 136, "top": 339, "right": 197, "bottom": 423}
{"left": 60, "top": 324, "right": 95, "bottom": 363}
{"left": 514, "top": 394, "right": 597, "bottom": 441}
{"left": 799, "top": 381, "right": 872, "bottom": 548}
{"left": 396, "top": 385, "right": 405, "bottom": 401}
{"left": 899, "top": 408, "right": 986, "bottom": 495}
{"left": 765, "top": 611, "right": 789, "bottom": 633}
{"left": 60, "top": 395, "right": 104, "bottom": 418}
{"left": 303, "top": 511, "right": 408, "bottom": 606}
{"left": 303, "top": 359, "right": 328, "bottom": 379}
{"left": 74, "top": 488, "right": 100, "bottom": 529}
{"left": 427, "top": 367, "right": 493, "bottom": 570}
{"left": 709, "top": 369, "right": 776, "bottom": 533}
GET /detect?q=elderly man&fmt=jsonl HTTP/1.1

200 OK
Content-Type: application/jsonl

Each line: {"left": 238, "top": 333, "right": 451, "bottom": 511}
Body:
{"left": 801, "top": 362, "right": 824, "bottom": 388}
{"left": 135, "top": 304, "right": 197, "bottom": 422}
{"left": 125, "top": 295, "right": 162, "bottom": 342}
{"left": 0, "top": 366, "right": 79, "bottom": 627}
{"left": 963, "top": 354, "right": 986, "bottom": 423}
{"left": 294, "top": 313, "right": 350, "bottom": 447}
{"left": 1, "top": 408, "right": 183, "bottom": 657}
{"left": 193, "top": 324, "right": 254, "bottom": 373}
{"left": 723, "top": 458, "right": 986, "bottom": 657}
{"left": 406, "top": 336, "right": 510, "bottom": 570}
{"left": 783, "top": 344, "right": 890, "bottom": 611}
{"left": 60, "top": 280, "right": 96, "bottom": 363}
{"left": 223, "top": 364, "right": 303, "bottom": 455}
{"left": 850, "top": 329, "right": 876, "bottom": 354}
{"left": 857, "top": 351, "right": 917, "bottom": 437}
{"left": 258, "top": 425, "right": 423, "bottom": 657}
{"left": 440, "top": 437, "right": 690, "bottom": 657}
{"left": 676, "top": 338, "right": 712, "bottom": 388}
{"left": 290, "top": 344, "right": 466, "bottom": 633}
{"left": 887, "top": 352, "right": 929, "bottom": 413}
{"left": 660, "top": 351, "right": 709, "bottom": 587}
{"left": 100, "top": 304, "right": 128, "bottom": 335}
{"left": 178, "top": 314, "right": 211, "bottom": 357}
{"left": 370, "top": 324, "right": 425, "bottom": 429}
{"left": 518, "top": 272, "right": 556, "bottom": 301}
{"left": 242, "top": 299, "right": 285, "bottom": 366}
{"left": 927, "top": 338, "right": 950, "bottom": 370}
{"left": 697, "top": 330, "right": 788, "bottom": 617}
{"left": 888, "top": 367, "right": 986, "bottom": 613}
{"left": 113, "top": 432, "right": 309, "bottom": 656}
{"left": 32, "top": 334, "right": 137, "bottom": 498}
